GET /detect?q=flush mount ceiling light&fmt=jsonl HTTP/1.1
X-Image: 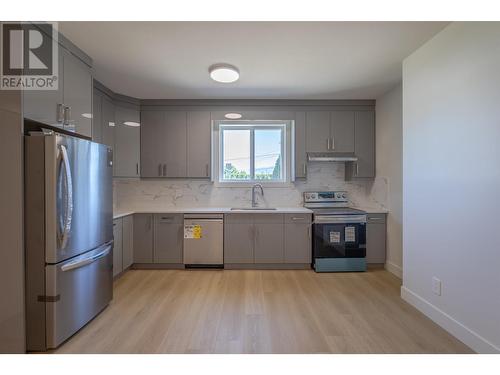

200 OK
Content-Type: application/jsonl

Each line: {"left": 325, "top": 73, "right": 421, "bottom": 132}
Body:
{"left": 123, "top": 121, "right": 140, "bottom": 127}
{"left": 209, "top": 63, "right": 239, "bottom": 83}
{"left": 224, "top": 113, "right": 242, "bottom": 119}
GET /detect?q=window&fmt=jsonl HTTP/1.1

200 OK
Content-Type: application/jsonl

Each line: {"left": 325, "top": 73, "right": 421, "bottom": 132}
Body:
{"left": 219, "top": 123, "right": 286, "bottom": 183}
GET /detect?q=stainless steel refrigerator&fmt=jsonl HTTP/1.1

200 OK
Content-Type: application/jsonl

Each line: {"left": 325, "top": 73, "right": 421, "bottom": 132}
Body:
{"left": 24, "top": 131, "right": 113, "bottom": 351}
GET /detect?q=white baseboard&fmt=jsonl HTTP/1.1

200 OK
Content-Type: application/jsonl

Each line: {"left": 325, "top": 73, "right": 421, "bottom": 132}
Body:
{"left": 384, "top": 261, "right": 402, "bottom": 279}
{"left": 401, "top": 286, "right": 500, "bottom": 353}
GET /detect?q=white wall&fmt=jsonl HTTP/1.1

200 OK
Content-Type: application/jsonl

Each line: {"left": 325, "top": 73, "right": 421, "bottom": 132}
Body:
{"left": 375, "top": 83, "right": 403, "bottom": 278}
{"left": 402, "top": 22, "right": 500, "bottom": 353}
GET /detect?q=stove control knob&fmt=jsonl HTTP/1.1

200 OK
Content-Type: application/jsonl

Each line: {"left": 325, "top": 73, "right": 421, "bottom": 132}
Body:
{"left": 342, "top": 193, "right": 347, "bottom": 199}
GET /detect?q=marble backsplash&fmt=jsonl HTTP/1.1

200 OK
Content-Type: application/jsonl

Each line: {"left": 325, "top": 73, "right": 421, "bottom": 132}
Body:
{"left": 114, "top": 162, "right": 388, "bottom": 211}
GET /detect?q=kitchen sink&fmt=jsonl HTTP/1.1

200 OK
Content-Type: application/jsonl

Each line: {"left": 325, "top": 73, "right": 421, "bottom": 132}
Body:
{"left": 230, "top": 207, "right": 277, "bottom": 211}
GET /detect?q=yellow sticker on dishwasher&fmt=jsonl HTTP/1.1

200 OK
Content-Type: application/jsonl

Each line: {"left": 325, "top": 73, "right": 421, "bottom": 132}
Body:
{"left": 184, "top": 224, "right": 202, "bottom": 239}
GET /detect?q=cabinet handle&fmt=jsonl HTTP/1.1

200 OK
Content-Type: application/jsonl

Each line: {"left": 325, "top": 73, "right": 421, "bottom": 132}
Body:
{"left": 63, "top": 106, "right": 71, "bottom": 126}
{"left": 303, "top": 163, "right": 307, "bottom": 175}
{"left": 355, "top": 163, "right": 359, "bottom": 176}
{"left": 291, "top": 217, "right": 305, "bottom": 221}
{"left": 158, "top": 164, "right": 162, "bottom": 177}
{"left": 163, "top": 164, "right": 167, "bottom": 177}
{"left": 136, "top": 163, "right": 139, "bottom": 176}
{"left": 331, "top": 137, "right": 335, "bottom": 150}
{"left": 57, "top": 103, "right": 64, "bottom": 123}
{"left": 205, "top": 163, "right": 209, "bottom": 177}
{"left": 369, "top": 217, "right": 382, "bottom": 221}
{"left": 327, "top": 138, "right": 330, "bottom": 150}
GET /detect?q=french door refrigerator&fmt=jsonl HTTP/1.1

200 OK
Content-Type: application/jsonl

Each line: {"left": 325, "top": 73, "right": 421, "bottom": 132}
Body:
{"left": 24, "top": 131, "right": 113, "bottom": 351}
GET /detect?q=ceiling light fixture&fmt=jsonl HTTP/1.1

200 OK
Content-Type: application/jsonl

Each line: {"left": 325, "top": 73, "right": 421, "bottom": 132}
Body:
{"left": 209, "top": 63, "right": 239, "bottom": 83}
{"left": 224, "top": 113, "right": 242, "bottom": 119}
{"left": 123, "top": 121, "right": 140, "bottom": 127}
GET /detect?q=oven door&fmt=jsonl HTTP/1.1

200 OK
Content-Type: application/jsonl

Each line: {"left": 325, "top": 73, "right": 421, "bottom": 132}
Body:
{"left": 313, "top": 215, "right": 366, "bottom": 258}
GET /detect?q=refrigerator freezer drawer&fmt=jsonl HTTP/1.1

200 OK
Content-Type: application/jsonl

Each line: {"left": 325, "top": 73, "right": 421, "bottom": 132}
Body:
{"left": 45, "top": 243, "right": 113, "bottom": 349}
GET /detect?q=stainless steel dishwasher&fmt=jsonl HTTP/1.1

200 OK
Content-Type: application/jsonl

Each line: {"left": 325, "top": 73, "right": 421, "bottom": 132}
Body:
{"left": 183, "top": 214, "right": 224, "bottom": 268}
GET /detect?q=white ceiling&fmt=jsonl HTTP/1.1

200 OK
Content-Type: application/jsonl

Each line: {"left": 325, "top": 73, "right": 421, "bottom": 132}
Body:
{"left": 59, "top": 22, "right": 448, "bottom": 100}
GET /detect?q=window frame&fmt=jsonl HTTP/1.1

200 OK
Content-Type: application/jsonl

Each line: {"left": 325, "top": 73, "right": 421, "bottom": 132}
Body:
{"left": 215, "top": 120, "right": 291, "bottom": 187}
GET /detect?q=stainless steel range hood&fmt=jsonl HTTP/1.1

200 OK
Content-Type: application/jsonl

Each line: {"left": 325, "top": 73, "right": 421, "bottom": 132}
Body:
{"left": 307, "top": 152, "right": 358, "bottom": 162}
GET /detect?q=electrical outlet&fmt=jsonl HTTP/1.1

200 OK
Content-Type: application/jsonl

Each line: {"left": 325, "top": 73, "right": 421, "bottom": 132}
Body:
{"left": 432, "top": 277, "right": 442, "bottom": 296}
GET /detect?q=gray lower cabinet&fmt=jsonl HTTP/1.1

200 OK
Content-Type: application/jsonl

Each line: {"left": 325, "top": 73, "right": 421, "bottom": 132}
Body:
{"left": 187, "top": 111, "right": 211, "bottom": 178}
{"left": 284, "top": 214, "right": 312, "bottom": 263}
{"left": 224, "top": 214, "right": 254, "bottom": 264}
{"left": 253, "top": 215, "right": 284, "bottom": 263}
{"left": 346, "top": 110, "right": 375, "bottom": 179}
{"left": 122, "top": 215, "right": 134, "bottom": 269}
{"left": 113, "top": 218, "right": 123, "bottom": 277}
{"left": 133, "top": 214, "right": 154, "bottom": 263}
{"left": 154, "top": 214, "right": 183, "bottom": 263}
{"left": 294, "top": 111, "right": 307, "bottom": 178}
{"left": 366, "top": 213, "right": 386, "bottom": 264}
{"left": 114, "top": 105, "right": 141, "bottom": 177}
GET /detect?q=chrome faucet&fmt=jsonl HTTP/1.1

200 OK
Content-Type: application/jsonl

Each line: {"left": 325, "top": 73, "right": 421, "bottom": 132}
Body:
{"left": 251, "top": 183, "right": 264, "bottom": 207}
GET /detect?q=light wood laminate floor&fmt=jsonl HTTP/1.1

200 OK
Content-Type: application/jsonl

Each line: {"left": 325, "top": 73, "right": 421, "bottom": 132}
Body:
{"left": 55, "top": 268, "right": 472, "bottom": 354}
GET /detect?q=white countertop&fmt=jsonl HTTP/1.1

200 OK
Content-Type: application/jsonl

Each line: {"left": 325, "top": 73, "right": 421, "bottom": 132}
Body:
{"left": 352, "top": 206, "right": 389, "bottom": 214}
{"left": 113, "top": 206, "right": 313, "bottom": 219}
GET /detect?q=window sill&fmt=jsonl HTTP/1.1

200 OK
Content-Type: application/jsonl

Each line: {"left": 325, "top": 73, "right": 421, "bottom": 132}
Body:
{"left": 214, "top": 181, "right": 294, "bottom": 188}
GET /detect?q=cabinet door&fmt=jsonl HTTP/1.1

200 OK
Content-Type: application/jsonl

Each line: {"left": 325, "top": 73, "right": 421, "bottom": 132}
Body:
{"left": 306, "top": 111, "right": 330, "bottom": 153}
{"left": 92, "top": 89, "right": 103, "bottom": 143}
{"left": 122, "top": 215, "right": 134, "bottom": 269}
{"left": 254, "top": 215, "right": 284, "bottom": 263}
{"left": 330, "top": 111, "right": 355, "bottom": 153}
{"left": 112, "top": 218, "right": 123, "bottom": 277}
{"left": 101, "top": 96, "right": 115, "bottom": 149}
{"left": 154, "top": 214, "right": 183, "bottom": 263}
{"left": 224, "top": 215, "right": 254, "bottom": 264}
{"left": 366, "top": 221, "right": 386, "bottom": 264}
{"left": 114, "top": 105, "right": 141, "bottom": 177}
{"left": 23, "top": 39, "right": 64, "bottom": 128}
{"left": 284, "top": 215, "right": 312, "bottom": 263}
{"left": 187, "top": 111, "right": 211, "bottom": 178}
{"left": 294, "top": 111, "right": 307, "bottom": 178}
{"left": 133, "top": 214, "right": 154, "bottom": 263}
{"left": 140, "top": 111, "right": 166, "bottom": 177}
{"left": 62, "top": 50, "right": 92, "bottom": 137}
{"left": 351, "top": 111, "right": 375, "bottom": 178}
{"left": 164, "top": 111, "right": 187, "bottom": 177}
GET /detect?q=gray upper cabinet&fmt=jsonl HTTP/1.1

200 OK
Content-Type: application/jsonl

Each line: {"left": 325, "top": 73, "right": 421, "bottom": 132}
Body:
{"left": 254, "top": 215, "right": 284, "bottom": 263}
{"left": 346, "top": 110, "right": 375, "bottom": 179}
{"left": 284, "top": 214, "right": 312, "bottom": 263}
{"left": 154, "top": 214, "right": 183, "bottom": 263}
{"left": 114, "top": 105, "right": 140, "bottom": 177}
{"left": 330, "top": 111, "right": 354, "bottom": 152}
{"left": 62, "top": 50, "right": 92, "bottom": 137}
{"left": 122, "top": 215, "right": 134, "bottom": 270}
{"left": 224, "top": 214, "right": 254, "bottom": 264}
{"left": 187, "top": 111, "right": 211, "bottom": 178}
{"left": 294, "top": 111, "right": 307, "bottom": 178}
{"left": 133, "top": 214, "right": 154, "bottom": 264}
{"left": 113, "top": 218, "right": 123, "bottom": 277}
{"left": 140, "top": 110, "right": 166, "bottom": 177}
{"left": 92, "top": 89, "right": 103, "bottom": 143}
{"left": 306, "top": 111, "right": 330, "bottom": 152}
{"left": 100, "top": 96, "right": 115, "bottom": 149}
{"left": 164, "top": 111, "right": 187, "bottom": 177}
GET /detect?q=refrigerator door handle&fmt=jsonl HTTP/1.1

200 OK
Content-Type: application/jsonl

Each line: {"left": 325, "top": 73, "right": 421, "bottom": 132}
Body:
{"left": 60, "top": 145, "right": 73, "bottom": 249}
{"left": 61, "top": 244, "right": 112, "bottom": 272}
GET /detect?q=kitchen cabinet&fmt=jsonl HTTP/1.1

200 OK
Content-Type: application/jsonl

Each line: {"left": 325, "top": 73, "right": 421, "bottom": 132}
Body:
{"left": 24, "top": 47, "right": 92, "bottom": 138}
{"left": 346, "top": 110, "right": 375, "bottom": 179}
{"left": 366, "top": 213, "right": 386, "bottom": 264}
{"left": 154, "top": 214, "right": 183, "bottom": 264}
{"left": 284, "top": 214, "right": 312, "bottom": 263}
{"left": 253, "top": 214, "right": 284, "bottom": 263}
{"left": 114, "top": 105, "right": 141, "bottom": 177}
{"left": 92, "top": 89, "right": 103, "bottom": 143}
{"left": 187, "top": 111, "right": 211, "bottom": 178}
{"left": 122, "top": 215, "right": 134, "bottom": 270}
{"left": 140, "top": 110, "right": 165, "bottom": 177}
{"left": 113, "top": 218, "right": 123, "bottom": 277}
{"left": 305, "top": 110, "right": 355, "bottom": 154}
{"left": 224, "top": 214, "right": 254, "bottom": 264}
{"left": 101, "top": 96, "right": 115, "bottom": 149}
{"left": 133, "top": 214, "right": 154, "bottom": 263}
{"left": 294, "top": 111, "right": 307, "bottom": 178}
{"left": 163, "top": 111, "right": 187, "bottom": 177}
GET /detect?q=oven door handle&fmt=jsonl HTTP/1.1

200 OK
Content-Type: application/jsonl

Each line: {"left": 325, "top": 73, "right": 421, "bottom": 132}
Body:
{"left": 313, "top": 215, "right": 367, "bottom": 224}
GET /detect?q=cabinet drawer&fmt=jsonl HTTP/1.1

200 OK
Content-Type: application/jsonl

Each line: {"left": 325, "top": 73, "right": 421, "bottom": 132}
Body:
{"left": 253, "top": 213, "right": 284, "bottom": 224}
{"left": 284, "top": 213, "right": 312, "bottom": 224}
{"left": 154, "top": 213, "right": 183, "bottom": 224}
{"left": 367, "top": 213, "right": 386, "bottom": 224}
{"left": 224, "top": 213, "right": 254, "bottom": 224}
